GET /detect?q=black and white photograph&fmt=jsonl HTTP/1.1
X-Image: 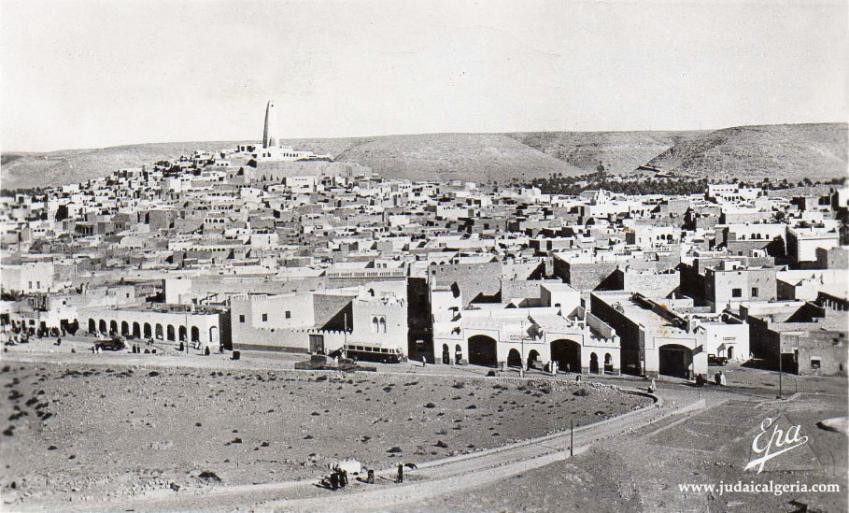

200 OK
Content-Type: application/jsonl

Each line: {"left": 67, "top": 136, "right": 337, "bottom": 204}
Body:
{"left": 0, "top": 1, "right": 847, "bottom": 512}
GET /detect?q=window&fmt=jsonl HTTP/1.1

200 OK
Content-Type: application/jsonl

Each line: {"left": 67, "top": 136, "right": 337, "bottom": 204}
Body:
{"left": 261, "top": 313, "right": 268, "bottom": 322}
{"left": 810, "top": 358, "right": 821, "bottom": 370}
{"left": 751, "top": 287, "right": 759, "bottom": 297}
{"left": 239, "top": 315, "right": 245, "bottom": 323}
{"left": 731, "top": 288, "right": 742, "bottom": 298}
{"left": 285, "top": 311, "right": 291, "bottom": 319}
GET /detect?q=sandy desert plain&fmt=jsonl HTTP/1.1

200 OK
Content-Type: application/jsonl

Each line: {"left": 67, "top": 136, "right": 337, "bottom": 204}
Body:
{"left": 0, "top": 336, "right": 846, "bottom": 513}
{"left": 0, "top": 337, "right": 650, "bottom": 510}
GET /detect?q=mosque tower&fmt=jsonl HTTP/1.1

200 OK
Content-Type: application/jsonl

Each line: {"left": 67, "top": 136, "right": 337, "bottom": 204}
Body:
{"left": 262, "top": 99, "right": 279, "bottom": 149}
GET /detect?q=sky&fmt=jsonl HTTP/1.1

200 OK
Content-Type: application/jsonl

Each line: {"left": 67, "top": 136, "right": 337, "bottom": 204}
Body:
{"left": 1, "top": 0, "right": 847, "bottom": 151}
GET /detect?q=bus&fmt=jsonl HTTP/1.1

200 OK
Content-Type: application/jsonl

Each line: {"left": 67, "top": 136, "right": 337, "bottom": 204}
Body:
{"left": 342, "top": 343, "right": 406, "bottom": 364}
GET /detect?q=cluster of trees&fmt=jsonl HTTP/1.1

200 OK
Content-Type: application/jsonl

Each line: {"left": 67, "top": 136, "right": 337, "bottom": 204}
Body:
{"left": 525, "top": 171, "right": 710, "bottom": 196}
{"left": 522, "top": 171, "right": 847, "bottom": 196}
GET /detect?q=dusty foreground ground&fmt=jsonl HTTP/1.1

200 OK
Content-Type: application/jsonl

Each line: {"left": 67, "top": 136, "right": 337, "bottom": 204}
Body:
{"left": 402, "top": 372, "right": 849, "bottom": 513}
{"left": 0, "top": 360, "right": 649, "bottom": 508}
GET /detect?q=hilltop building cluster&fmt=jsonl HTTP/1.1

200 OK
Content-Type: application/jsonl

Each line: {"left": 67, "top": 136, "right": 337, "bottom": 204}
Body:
{"left": 1, "top": 103, "right": 847, "bottom": 379}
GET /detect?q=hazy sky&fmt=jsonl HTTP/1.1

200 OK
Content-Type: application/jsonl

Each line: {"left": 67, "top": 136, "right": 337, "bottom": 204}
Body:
{"left": 1, "top": 0, "right": 847, "bottom": 151}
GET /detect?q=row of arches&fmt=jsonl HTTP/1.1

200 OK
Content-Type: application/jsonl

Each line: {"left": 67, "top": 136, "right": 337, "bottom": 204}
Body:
{"left": 87, "top": 318, "right": 213, "bottom": 343}
{"left": 459, "top": 336, "right": 616, "bottom": 374}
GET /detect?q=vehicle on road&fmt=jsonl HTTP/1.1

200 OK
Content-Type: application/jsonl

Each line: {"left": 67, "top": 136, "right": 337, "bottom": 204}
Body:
{"left": 96, "top": 336, "right": 126, "bottom": 351}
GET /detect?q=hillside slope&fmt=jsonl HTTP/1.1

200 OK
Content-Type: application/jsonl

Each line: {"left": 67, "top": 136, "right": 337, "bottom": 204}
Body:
{"left": 2, "top": 123, "right": 846, "bottom": 190}
{"left": 0, "top": 139, "right": 356, "bottom": 190}
{"left": 644, "top": 123, "right": 848, "bottom": 182}
{"left": 333, "top": 133, "right": 586, "bottom": 183}
{"left": 508, "top": 130, "right": 705, "bottom": 174}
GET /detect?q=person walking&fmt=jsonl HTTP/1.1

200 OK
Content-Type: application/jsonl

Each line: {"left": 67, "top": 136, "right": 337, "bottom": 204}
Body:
{"left": 397, "top": 463, "right": 404, "bottom": 483}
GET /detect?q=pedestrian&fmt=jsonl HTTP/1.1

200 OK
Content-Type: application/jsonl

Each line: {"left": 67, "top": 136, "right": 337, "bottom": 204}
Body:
{"left": 367, "top": 469, "right": 375, "bottom": 484}
{"left": 575, "top": 374, "right": 581, "bottom": 384}
{"left": 397, "top": 463, "right": 404, "bottom": 483}
{"left": 714, "top": 371, "right": 721, "bottom": 385}
{"left": 329, "top": 470, "right": 338, "bottom": 490}
{"left": 719, "top": 371, "right": 727, "bottom": 386}
{"left": 421, "top": 354, "right": 426, "bottom": 367}
{"left": 648, "top": 377, "right": 656, "bottom": 393}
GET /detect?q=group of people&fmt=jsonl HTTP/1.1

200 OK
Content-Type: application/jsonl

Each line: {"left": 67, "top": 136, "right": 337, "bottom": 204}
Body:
{"left": 326, "top": 467, "right": 350, "bottom": 490}
{"left": 694, "top": 371, "right": 727, "bottom": 387}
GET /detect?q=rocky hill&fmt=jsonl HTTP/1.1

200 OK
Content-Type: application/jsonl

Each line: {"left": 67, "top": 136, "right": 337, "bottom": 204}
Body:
{"left": 643, "top": 123, "right": 848, "bottom": 182}
{"left": 2, "top": 123, "right": 845, "bottom": 190}
{"left": 332, "top": 133, "right": 586, "bottom": 183}
{"left": 508, "top": 130, "right": 705, "bottom": 175}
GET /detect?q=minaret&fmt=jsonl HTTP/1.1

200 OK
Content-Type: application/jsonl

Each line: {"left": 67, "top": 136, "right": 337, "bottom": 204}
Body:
{"left": 262, "top": 99, "right": 278, "bottom": 149}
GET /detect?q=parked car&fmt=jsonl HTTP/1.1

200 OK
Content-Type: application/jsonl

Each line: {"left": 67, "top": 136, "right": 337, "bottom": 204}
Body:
{"left": 96, "top": 336, "right": 126, "bottom": 351}
{"left": 708, "top": 354, "right": 728, "bottom": 366}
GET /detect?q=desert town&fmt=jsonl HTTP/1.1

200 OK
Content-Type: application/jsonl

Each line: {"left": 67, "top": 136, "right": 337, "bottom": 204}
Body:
{"left": 0, "top": 102, "right": 847, "bottom": 513}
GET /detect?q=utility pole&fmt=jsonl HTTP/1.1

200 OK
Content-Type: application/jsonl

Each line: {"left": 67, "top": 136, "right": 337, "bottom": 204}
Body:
{"left": 343, "top": 313, "right": 348, "bottom": 359}
{"left": 570, "top": 419, "right": 574, "bottom": 457}
{"left": 778, "top": 344, "right": 783, "bottom": 399}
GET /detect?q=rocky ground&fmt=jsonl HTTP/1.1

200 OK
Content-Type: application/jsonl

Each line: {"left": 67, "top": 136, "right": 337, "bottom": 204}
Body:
{"left": 0, "top": 359, "right": 649, "bottom": 508}
{"left": 402, "top": 371, "right": 849, "bottom": 513}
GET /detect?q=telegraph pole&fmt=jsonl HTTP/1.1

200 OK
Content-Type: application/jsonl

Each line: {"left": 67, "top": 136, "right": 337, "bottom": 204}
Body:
{"left": 778, "top": 345, "right": 783, "bottom": 399}
{"left": 343, "top": 313, "right": 348, "bottom": 359}
{"left": 570, "top": 419, "right": 574, "bottom": 457}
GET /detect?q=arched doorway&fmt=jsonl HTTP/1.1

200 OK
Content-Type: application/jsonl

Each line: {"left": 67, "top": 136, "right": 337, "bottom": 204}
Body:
{"left": 468, "top": 335, "right": 498, "bottom": 367}
{"left": 727, "top": 346, "right": 734, "bottom": 360}
{"left": 178, "top": 326, "right": 187, "bottom": 341}
{"left": 143, "top": 323, "right": 152, "bottom": 339}
{"left": 659, "top": 344, "right": 693, "bottom": 379}
{"left": 604, "top": 353, "right": 613, "bottom": 373}
{"left": 528, "top": 349, "right": 541, "bottom": 370}
{"left": 454, "top": 344, "right": 463, "bottom": 364}
{"left": 88, "top": 319, "right": 96, "bottom": 334}
{"left": 109, "top": 320, "right": 118, "bottom": 335}
{"left": 507, "top": 348, "right": 522, "bottom": 368}
{"left": 132, "top": 322, "right": 141, "bottom": 339}
{"left": 121, "top": 321, "right": 129, "bottom": 336}
{"left": 99, "top": 319, "right": 107, "bottom": 333}
{"left": 166, "top": 325, "right": 175, "bottom": 341}
{"left": 155, "top": 324, "right": 164, "bottom": 340}
{"left": 442, "top": 344, "right": 450, "bottom": 364}
{"left": 550, "top": 339, "right": 581, "bottom": 373}
{"left": 191, "top": 326, "right": 200, "bottom": 343}
{"left": 590, "top": 352, "right": 599, "bottom": 374}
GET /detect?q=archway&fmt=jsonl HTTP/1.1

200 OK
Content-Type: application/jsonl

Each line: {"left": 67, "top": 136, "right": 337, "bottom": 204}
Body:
{"left": 468, "top": 335, "right": 498, "bottom": 367}
{"left": 132, "top": 322, "right": 141, "bottom": 339}
{"left": 727, "top": 346, "right": 734, "bottom": 360}
{"left": 155, "top": 323, "right": 164, "bottom": 340}
{"left": 659, "top": 344, "right": 693, "bottom": 379}
{"left": 550, "top": 339, "right": 581, "bottom": 373}
{"left": 191, "top": 326, "right": 200, "bottom": 343}
{"left": 507, "top": 348, "right": 522, "bottom": 368}
{"left": 209, "top": 326, "right": 219, "bottom": 344}
{"left": 121, "top": 321, "right": 129, "bottom": 336}
{"left": 442, "top": 344, "right": 450, "bottom": 364}
{"left": 109, "top": 320, "right": 118, "bottom": 335}
{"left": 454, "top": 344, "right": 463, "bottom": 364}
{"left": 99, "top": 319, "right": 107, "bottom": 333}
{"left": 179, "top": 326, "right": 187, "bottom": 341}
{"left": 528, "top": 349, "right": 541, "bottom": 369}
{"left": 604, "top": 353, "right": 613, "bottom": 373}
{"left": 167, "top": 325, "right": 175, "bottom": 341}
{"left": 88, "top": 319, "right": 96, "bottom": 334}
{"left": 143, "top": 323, "right": 152, "bottom": 339}
{"left": 590, "top": 352, "right": 599, "bottom": 374}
